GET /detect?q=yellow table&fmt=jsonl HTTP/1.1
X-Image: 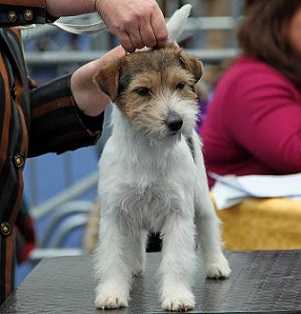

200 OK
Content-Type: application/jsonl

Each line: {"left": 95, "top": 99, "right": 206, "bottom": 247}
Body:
{"left": 214, "top": 197, "right": 301, "bottom": 250}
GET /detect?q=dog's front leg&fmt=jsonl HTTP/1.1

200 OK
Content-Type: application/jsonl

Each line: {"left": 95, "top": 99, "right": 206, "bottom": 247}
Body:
{"left": 159, "top": 214, "right": 196, "bottom": 312}
{"left": 94, "top": 214, "right": 139, "bottom": 309}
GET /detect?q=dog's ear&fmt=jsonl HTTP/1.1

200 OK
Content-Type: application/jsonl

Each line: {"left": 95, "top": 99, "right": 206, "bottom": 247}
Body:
{"left": 178, "top": 49, "right": 204, "bottom": 83}
{"left": 93, "top": 60, "right": 120, "bottom": 101}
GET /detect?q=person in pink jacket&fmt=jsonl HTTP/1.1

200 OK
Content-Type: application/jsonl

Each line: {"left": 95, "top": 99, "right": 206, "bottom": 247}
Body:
{"left": 201, "top": 0, "right": 301, "bottom": 187}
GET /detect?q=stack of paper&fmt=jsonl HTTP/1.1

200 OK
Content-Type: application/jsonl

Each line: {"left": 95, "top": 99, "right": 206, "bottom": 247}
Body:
{"left": 210, "top": 172, "right": 301, "bottom": 209}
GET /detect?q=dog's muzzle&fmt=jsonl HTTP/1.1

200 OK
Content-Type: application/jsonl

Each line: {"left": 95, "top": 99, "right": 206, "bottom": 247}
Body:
{"left": 165, "top": 111, "right": 183, "bottom": 134}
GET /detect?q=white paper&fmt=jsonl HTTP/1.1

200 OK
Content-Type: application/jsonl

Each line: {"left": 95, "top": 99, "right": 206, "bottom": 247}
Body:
{"left": 210, "top": 172, "right": 301, "bottom": 210}
{"left": 211, "top": 181, "right": 248, "bottom": 209}
{"left": 237, "top": 173, "right": 301, "bottom": 198}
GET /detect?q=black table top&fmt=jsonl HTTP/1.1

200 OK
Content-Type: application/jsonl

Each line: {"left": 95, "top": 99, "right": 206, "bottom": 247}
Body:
{"left": 1, "top": 251, "right": 301, "bottom": 314}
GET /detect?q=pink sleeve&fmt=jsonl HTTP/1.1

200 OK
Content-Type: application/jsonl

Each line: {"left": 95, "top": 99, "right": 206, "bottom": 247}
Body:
{"left": 227, "top": 70, "right": 301, "bottom": 173}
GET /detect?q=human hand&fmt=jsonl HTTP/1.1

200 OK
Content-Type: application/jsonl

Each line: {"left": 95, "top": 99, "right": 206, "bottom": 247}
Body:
{"left": 71, "top": 46, "right": 125, "bottom": 116}
{"left": 96, "top": 0, "right": 168, "bottom": 52}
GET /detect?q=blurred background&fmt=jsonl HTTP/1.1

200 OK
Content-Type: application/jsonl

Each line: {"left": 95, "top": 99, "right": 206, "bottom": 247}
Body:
{"left": 17, "top": 0, "right": 246, "bottom": 285}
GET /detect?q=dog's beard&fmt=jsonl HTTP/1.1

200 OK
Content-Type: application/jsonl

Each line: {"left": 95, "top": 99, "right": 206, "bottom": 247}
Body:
{"left": 170, "top": 97, "right": 199, "bottom": 137}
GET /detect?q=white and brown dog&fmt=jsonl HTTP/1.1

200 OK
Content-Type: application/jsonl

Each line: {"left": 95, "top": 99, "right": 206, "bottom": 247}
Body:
{"left": 93, "top": 44, "right": 231, "bottom": 312}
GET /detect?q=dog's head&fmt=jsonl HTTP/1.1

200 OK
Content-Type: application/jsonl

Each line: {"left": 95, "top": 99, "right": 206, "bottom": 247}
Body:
{"left": 94, "top": 44, "right": 203, "bottom": 140}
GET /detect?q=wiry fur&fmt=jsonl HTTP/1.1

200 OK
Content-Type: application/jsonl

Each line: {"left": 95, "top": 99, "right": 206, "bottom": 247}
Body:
{"left": 94, "top": 46, "right": 231, "bottom": 312}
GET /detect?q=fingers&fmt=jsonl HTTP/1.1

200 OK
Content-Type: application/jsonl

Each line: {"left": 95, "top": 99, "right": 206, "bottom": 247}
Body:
{"left": 117, "top": 32, "right": 135, "bottom": 53}
{"left": 150, "top": 4, "right": 168, "bottom": 48}
{"left": 110, "top": 18, "right": 145, "bottom": 52}
{"left": 98, "top": 0, "right": 168, "bottom": 52}
{"left": 127, "top": 21, "right": 145, "bottom": 50}
{"left": 140, "top": 3, "right": 168, "bottom": 49}
{"left": 119, "top": 9, "right": 166, "bottom": 51}
{"left": 139, "top": 15, "right": 157, "bottom": 49}
{"left": 115, "top": 1, "right": 168, "bottom": 51}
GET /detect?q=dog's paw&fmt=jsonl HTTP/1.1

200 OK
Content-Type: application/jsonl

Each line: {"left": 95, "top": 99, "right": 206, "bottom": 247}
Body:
{"left": 161, "top": 288, "right": 195, "bottom": 312}
{"left": 205, "top": 254, "right": 231, "bottom": 279}
{"left": 95, "top": 293, "right": 128, "bottom": 310}
{"left": 95, "top": 283, "right": 129, "bottom": 310}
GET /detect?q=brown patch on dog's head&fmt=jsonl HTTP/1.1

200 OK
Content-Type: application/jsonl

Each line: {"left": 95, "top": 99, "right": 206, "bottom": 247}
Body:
{"left": 94, "top": 45, "right": 204, "bottom": 139}
{"left": 94, "top": 45, "right": 203, "bottom": 101}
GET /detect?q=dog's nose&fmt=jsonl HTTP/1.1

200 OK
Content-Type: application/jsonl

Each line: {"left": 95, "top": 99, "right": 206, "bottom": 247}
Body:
{"left": 166, "top": 112, "right": 183, "bottom": 132}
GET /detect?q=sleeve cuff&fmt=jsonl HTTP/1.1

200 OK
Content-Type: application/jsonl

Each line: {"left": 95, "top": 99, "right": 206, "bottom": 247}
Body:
{"left": 75, "top": 105, "right": 105, "bottom": 134}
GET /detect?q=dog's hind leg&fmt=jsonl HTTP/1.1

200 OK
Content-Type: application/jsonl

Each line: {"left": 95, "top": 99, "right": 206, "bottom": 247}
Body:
{"left": 191, "top": 131, "right": 231, "bottom": 279}
{"left": 194, "top": 167, "right": 231, "bottom": 279}
{"left": 94, "top": 213, "right": 142, "bottom": 309}
{"left": 159, "top": 214, "right": 196, "bottom": 312}
{"left": 195, "top": 198, "right": 231, "bottom": 279}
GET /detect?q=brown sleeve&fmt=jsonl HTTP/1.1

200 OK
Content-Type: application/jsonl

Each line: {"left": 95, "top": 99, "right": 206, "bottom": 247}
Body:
{"left": 0, "top": 0, "right": 57, "bottom": 26}
{"left": 28, "top": 74, "right": 104, "bottom": 157}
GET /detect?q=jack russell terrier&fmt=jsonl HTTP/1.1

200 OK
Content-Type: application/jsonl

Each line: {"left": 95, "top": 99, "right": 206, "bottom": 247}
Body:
{"left": 93, "top": 42, "right": 231, "bottom": 312}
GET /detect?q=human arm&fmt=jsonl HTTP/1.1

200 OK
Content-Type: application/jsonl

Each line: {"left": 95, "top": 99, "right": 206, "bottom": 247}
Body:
{"left": 226, "top": 69, "right": 301, "bottom": 173}
{"left": 28, "top": 74, "right": 104, "bottom": 157}
{"left": 29, "top": 45, "right": 125, "bottom": 156}
{"left": 0, "top": 0, "right": 168, "bottom": 51}
{"left": 47, "top": 0, "right": 168, "bottom": 52}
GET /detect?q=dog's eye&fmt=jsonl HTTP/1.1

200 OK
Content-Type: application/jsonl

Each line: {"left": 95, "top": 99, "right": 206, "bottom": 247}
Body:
{"left": 176, "top": 82, "right": 186, "bottom": 90}
{"left": 134, "top": 87, "right": 151, "bottom": 97}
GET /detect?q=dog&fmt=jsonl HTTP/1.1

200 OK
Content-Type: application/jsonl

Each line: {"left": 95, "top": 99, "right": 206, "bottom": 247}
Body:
{"left": 93, "top": 44, "right": 231, "bottom": 312}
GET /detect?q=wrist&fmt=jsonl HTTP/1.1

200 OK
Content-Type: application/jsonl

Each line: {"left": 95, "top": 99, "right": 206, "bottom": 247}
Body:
{"left": 75, "top": 105, "right": 104, "bottom": 133}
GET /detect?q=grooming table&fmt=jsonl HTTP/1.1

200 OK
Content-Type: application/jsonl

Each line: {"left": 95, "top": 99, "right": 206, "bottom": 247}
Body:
{"left": 1, "top": 251, "right": 301, "bottom": 314}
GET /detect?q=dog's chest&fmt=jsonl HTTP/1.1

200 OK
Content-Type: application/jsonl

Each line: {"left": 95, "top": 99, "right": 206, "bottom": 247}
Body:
{"left": 100, "top": 130, "right": 196, "bottom": 231}
{"left": 119, "top": 180, "right": 185, "bottom": 232}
